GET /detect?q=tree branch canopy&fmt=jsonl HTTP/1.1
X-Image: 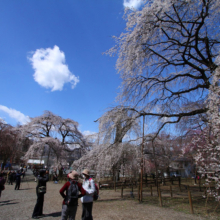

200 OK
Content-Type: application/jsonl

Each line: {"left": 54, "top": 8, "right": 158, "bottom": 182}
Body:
{"left": 106, "top": 0, "right": 220, "bottom": 135}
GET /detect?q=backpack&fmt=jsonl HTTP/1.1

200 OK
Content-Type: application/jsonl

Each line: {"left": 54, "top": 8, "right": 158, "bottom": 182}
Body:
{"left": 89, "top": 178, "right": 99, "bottom": 201}
{"left": 65, "top": 181, "right": 79, "bottom": 206}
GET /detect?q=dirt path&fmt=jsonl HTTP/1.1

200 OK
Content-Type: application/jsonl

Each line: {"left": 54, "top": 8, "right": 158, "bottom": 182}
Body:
{"left": 0, "top": 178, "right": 207, "bottom": 220}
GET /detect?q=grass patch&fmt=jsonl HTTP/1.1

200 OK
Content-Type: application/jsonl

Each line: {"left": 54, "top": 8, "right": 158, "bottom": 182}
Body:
{"left": 113, "top": 185, "right": 220, "bottom": 219}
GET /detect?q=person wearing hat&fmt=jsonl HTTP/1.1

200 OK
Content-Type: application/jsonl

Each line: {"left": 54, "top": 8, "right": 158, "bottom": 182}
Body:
{"left": 81, "top": 169, "right": 95, "bottom": 220}
{"left": 32, "top": 169, "right": 49, "bottom": 219}
{"left": 59, "top": 170, "right": 86, "bottom": 220}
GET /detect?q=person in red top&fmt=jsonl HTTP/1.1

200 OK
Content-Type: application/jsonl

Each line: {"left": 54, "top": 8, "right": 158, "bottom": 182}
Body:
{"left": 59, "top": 170, "right": 86, "bottom": 220}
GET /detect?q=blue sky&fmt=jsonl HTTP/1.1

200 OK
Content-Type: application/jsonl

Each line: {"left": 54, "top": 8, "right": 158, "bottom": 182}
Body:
{"left": 0, "top": 0, "right": 144, "bottom": 135}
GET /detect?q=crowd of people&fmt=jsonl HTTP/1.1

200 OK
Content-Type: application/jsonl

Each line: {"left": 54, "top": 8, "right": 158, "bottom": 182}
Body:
{"left": 32, "top": 168, "right": 96, "bottom": 220}
{"left": 0, "top": 169, "right": 25, "bottom": 190}
{"left": 0, "top": 165, "right": 96, "bottom": 220}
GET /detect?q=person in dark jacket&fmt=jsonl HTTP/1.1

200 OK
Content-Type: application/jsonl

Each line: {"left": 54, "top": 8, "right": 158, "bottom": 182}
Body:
{"left": 8, "top": 171, "right": 13, "bottom": 185}
{"left": 0, "top": 173, "right": 6, "bottom": 199}
{"left": 22, "top": 171, "right": 25, "bottom": 179}
{"left": 15, "top": 170, "right": 24, "bottom": 190}
{"left": 12, "top": 171, "right": 16, "bottom": 183}
{"left": 32, "top": 169, "right": 49, "bottom": 219}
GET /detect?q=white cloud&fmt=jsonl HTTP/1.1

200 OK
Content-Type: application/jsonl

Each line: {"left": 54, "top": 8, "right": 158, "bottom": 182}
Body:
{"left": 0, "top": 105, "right": 30, "bottom": 125}
{"left": 123, "top": 0, "right": 143, "bottom": 9}
{"left": 83, "top": 130, "right": 96, "bottom": 136}
{"left": 28, "top": 45, "right": 79, "bottom": 91}
{"left": 82, "top": 131, "right": 98, "bottom": 143}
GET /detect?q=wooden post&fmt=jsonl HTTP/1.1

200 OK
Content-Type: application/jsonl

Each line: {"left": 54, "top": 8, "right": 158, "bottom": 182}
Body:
{"left": 170, "top": 185, "right": 173, "bottom": 198}
{"left": 138, "top": 182, "right": 140, "bottom": 201}
{"left": 178, "top": 177, "right": 181, "bottom": 186}
{"left": 187, "top": 185, "right": 194, "bottom": 214}
{"left": 121, "top": 184, "right": 123, "bottom": 198}
{"left": 158, "top": 187, "right": 162, "bottom": 207}
{"left": 130, "top": 182, "right": 134, "bottom": 198}
{"left": 199, "top": 179, "right": 202, "bottom": 192}
{"left": 179, "top": 177, "right": 181, "bottom": 192}
{"left": 150, "top": 185, "right": 153, "bottom": 196}
{"left": 114, "top": 179, "right": 116, "bottom": 191}
{"left": 204, "top": 186, "right": 207, "bottom": 198}
{"left": 157, "top": 183, "right": 160, "bottom": 196}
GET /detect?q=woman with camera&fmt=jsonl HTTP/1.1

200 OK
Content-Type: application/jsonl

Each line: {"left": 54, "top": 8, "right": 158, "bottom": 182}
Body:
{"left": 32, "top": 169, "right": 49, "bottom": 219}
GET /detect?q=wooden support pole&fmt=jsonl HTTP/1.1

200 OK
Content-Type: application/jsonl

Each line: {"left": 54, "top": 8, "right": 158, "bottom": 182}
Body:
{"left": 138, "top": 182, "right": 140, "bottom": 201}
{"left": 130, "top": 182, "right": 134, "bottom": 198}
{"left": 178, "top": 177, "right": 181, "bottom": 185}
{"left": 187, "top": 185, "right": 194, "bottom": 214}
{"left": 158, "top": 187, "right": 162, "bottom": 207}
{"left": 157, "top": 183, "right": 160, "bottom": 196}
{"left": 150, "top": 185, "right": 153, "bottom": 196}
{"left": 114, "top": 180, "right": 116, "bottom": 192}
{"left": 204, "top": 187, "right": 207, "bottom": 198}
{"left": 170, "top": 185, "right": 173, "bottom": 198}
{"left": 121, "top": 185, "right": 123, "bottom": 198}
{"left": 140, "top": 115, "right": 145, "bottom": 202}
{"left": 179, "top": 178, "right": 181, "bottom": 192}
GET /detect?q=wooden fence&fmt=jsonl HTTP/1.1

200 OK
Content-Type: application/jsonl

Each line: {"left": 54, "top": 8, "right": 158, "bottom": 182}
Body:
{"left": 99, "top": 176, "right": 181, "bottom": 189}
{"left": 98, "top": 177, "right": 217, "bottom": 215}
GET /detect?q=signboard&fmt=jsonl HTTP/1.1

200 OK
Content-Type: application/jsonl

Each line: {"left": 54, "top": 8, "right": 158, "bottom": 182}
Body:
{"left": 27, "top": 159, "right": 44, "bottom": 164}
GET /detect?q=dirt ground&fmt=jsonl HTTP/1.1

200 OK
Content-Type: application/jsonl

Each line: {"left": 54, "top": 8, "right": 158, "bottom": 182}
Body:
{"left": 0, "top": 177, "right": 209, "bottom": 220}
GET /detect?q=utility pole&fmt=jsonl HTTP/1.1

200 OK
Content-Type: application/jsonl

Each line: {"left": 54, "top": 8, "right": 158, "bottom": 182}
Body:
{"left": 140, "top": 115, "right": 145, "bottom": 202}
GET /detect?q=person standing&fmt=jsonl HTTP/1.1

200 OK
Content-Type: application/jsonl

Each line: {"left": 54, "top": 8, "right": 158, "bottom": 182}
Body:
{"left": 32, "top": 169, "right": 49, "bottom": 219}
{"left": 6, "top": 171, "right": 10, "bottom": 184}
{"left": 8, "top": 171, "right": 13, "bottom": 185}
{"left": 0, "top": 173, "right": 6, "bottom": 199}
{"left": 15, "top": 170, "right": 24, "bottom": 190}
{"left": 33, "top": 169, "right": 39, "bottom": 182}
{"left": 1, "top": 162, "right": 4, "bottom": 171}
{"left": 22, "top": 170, "right": 25, "bottom": 179}
{"left": 12, "top": 171, "right": 16, "bottom": 183}
{"left": 59, "top": 170, "right": 86, "bottom": 220}
{"left": 81, "top": 169, "right": 95, "bottom": 220}
{"left": 51, "top": 168, "right": 58, "bottom": 183}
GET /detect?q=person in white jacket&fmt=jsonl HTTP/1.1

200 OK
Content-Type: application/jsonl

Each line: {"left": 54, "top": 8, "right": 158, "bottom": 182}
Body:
{"left": 81, "top": 169, "right": 95, "bottom": 220}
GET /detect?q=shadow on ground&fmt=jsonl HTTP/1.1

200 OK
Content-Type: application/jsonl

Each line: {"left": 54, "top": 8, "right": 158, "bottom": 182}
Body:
{"left": 45, "top": 212, "right": 61, "bottom": 217}
{"left": 0, "top": 200, "right": 19, "bottom": 206}
{"left": 18, "top": 188, "right": 33, "bottom": 190}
